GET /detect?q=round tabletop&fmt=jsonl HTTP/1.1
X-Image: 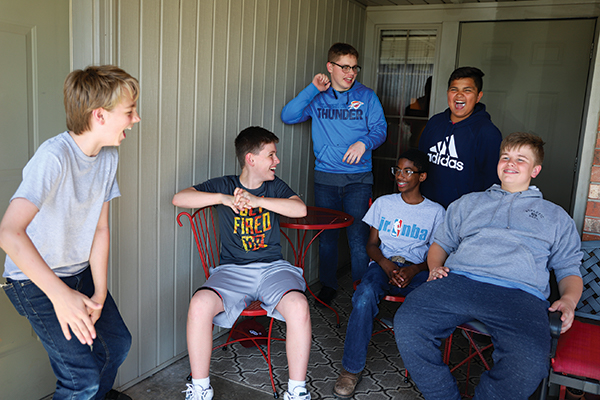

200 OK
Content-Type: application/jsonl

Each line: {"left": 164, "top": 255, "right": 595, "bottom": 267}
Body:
{"left": 280, "top": 206, "right": 354, "bottom": 230}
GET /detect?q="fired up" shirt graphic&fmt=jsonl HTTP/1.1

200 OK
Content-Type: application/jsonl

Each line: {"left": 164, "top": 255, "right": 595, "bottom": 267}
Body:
{"left": 233, "top": 207, "right": 272, "bottom": 252}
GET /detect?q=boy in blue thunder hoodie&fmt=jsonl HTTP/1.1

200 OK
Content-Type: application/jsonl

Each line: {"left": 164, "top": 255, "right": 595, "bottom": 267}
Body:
{"left": 418, "top": 66, "right": 502, "bottom": 208}
{"left": 281, "top": 43, "right": 387, "bottom": 305}
{"left": 395, "top": 132, "right": 583, "bottom": 400}
{"left": 333, "top": 149, "right": 444, "bottom": 399}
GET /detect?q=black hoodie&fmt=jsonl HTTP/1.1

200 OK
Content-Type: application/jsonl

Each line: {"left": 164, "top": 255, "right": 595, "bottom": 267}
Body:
{"left": 418, "top": 102, "right": 502, "bottom": 208}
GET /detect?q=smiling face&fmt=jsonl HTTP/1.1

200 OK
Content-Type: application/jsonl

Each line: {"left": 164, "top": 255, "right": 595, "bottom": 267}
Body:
{"left": 101, "top": 92, "right": 140, "bottom": 146}
{"left": 497, "top": 145, "right": 542, "bottom": 193}
{"left": 327, "top": 54, "right": 358, "bottom": 92}
{"left": 250, "top": 142, "right": 280, "bottom": 182}
{"left": 447, "top": 77, "right": 483, "bottom": 123}
{"left": 394, "top": 158, "right": 426, "bottom": 197}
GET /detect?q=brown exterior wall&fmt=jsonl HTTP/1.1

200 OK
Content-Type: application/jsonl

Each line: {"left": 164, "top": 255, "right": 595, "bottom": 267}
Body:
{"left": 583, "top": 117, "right": 600, "bottom": 241}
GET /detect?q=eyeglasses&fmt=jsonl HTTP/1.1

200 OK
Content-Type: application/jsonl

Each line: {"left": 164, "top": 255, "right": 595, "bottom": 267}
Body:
{"left": 391, "top": 167, "right": 422, "bottom": 177}
{"left": 330, "top": 62, "right": 361, "bottom": 74}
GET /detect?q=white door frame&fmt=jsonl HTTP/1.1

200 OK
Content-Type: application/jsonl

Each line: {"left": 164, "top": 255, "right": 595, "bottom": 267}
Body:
{"left": 70, "top": 0, "right": 114, "bottom": 69}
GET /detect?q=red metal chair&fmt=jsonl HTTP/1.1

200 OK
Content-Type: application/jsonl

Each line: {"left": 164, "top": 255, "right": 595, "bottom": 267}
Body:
{"left": 177, "top": 207, "right": 284, "bottom": 398}
{"left": 443, "top": 321, "right": 494, "bottom": 398}
{"left": 542, "top": 240, "right": 600, "bottom": 399}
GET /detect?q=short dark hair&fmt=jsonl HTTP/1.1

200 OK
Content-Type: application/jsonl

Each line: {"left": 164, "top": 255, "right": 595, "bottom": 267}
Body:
{"left": 235, "top": 126, "right": 279, "bottom": 168}
{"left": 398, "top": 148, "right": 429, "bottom": 173}
{"left": 448, "top": 67, "right": 485, "bottom": 93}
{"left": 500, "top": 132, "right": 545, "bottom": 165}
{"left": 328, "top": 42, "right": 359, "bottom": 63}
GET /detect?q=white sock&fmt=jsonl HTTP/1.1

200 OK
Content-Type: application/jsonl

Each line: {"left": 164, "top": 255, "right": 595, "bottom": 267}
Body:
{"left": 192, "top": 377, "right": 210, "bottom": 390}
{"left": 288, "top": 379, "right": 306, "bottom": 393}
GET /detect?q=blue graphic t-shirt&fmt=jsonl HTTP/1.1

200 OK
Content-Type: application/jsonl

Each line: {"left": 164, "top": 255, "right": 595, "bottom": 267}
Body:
{"left": 193, "top": 175, "right": 296, "bottom": 265}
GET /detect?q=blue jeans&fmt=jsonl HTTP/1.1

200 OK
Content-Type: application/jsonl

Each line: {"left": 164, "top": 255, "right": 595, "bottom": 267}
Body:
{"left": 314, "top": 182, "right": 371, "bottom": 290}
{"left": 3, "top": 267, "right": 131, "bottom": 400}
{"left": 342, "top": 262, "right": 428, "bottom": 373}
{"left": 394, "top": 273, "right": 551, "bottom": 400}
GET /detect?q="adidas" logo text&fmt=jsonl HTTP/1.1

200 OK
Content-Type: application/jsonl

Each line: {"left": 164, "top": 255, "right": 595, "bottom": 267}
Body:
{"left": 427, "top": 135, "right": 464, "bottom": 171}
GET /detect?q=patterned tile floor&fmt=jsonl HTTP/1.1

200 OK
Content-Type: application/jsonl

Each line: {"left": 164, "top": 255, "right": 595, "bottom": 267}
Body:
{"left": 42, "top": 268, "right": 563, "bottom": 400}
{"left": 205, "top": 269, "right": 490, "bottom": 400}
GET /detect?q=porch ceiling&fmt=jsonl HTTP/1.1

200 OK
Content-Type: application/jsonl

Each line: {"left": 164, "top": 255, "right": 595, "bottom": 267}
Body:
{"left": 354, "top": 0, "right": 533, "bottom": 5}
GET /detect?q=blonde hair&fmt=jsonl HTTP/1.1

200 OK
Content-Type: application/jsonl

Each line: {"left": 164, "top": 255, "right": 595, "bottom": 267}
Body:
{"left": 64, "top": 65, "right": 139, "bottom": 134}
{"left": 500, "top": 132, "right": 545, "bottom": 165}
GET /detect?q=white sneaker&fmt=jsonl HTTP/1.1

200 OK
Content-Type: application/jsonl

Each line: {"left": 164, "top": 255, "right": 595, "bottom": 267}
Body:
{"left": 183, "top": 383, "right": 214, "bottom": 400}
{"left": 283, "top": 386, "right": 311, "bottom": 400}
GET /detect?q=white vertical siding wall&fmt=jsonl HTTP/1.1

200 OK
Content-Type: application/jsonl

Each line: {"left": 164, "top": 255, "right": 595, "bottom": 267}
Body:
{"left": 104, "top": 0, "right": 366, "bottom": 387}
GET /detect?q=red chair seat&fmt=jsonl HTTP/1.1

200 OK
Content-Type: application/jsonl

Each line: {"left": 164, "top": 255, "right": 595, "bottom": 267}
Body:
{"left": 242, "top": 300, "right": 268, "bottom": 315}
{"left": 552, "top": 320, "right": 600, "bottom": 381}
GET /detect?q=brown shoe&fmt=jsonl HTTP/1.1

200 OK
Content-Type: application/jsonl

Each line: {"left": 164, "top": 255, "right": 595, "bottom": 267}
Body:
{"left": 333, "top": 368, "right": 362, "bottom": 399}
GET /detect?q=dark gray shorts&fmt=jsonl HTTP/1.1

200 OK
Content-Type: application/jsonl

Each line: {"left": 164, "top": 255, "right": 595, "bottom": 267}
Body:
{"left": 199, "top": 260, "right": 306, "bottom": 328}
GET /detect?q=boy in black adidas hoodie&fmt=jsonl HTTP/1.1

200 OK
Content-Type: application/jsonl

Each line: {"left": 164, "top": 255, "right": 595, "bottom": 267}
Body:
{"left": 418, "top": 67, "right": 502, "bottom": 208}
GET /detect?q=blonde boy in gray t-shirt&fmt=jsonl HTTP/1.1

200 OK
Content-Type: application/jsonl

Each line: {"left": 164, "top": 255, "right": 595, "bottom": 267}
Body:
{"left": 0, "top": 65, "right": 140, "bottom": 400}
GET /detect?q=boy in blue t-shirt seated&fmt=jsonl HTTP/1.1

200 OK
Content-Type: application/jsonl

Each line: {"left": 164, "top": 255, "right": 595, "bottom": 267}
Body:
{"left": 172, "top": 126, "right": 312, "bottom": 400}
{"left": 395, "top": 132, "right": 583, "bottom": 400}
{"left": 333, "top": 149, "right": 444, "bottom": 399}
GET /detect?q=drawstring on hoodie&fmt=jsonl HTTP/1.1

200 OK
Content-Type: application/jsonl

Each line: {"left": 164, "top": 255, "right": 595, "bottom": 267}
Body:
{"left": 330, "top": 88, "right": 350, "bottom": 105}
{"left": 506, "top": 193, "right": 519, "bottom": 229}
{"left": 486, "top": 189, "right": 521, "bottom": 229}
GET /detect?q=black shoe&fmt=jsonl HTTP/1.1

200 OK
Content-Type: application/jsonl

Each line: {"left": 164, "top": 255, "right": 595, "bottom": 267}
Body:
{"left": 105, "top": 389, "right": 133, "bottom": 400}
{"left": 316, "top": 286, "right": 337, "bottom": 307}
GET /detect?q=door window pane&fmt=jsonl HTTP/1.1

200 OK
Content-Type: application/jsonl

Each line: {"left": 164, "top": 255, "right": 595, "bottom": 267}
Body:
{"left": 373, "top": 29, "right": 436, "bottom": 199}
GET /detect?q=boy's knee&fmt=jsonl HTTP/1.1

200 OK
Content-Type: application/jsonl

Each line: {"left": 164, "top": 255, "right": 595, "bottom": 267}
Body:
{"left": 116, "top": 326, "right": 132, "bottom": 356}
{"left": 123, "top": 328, "right": 132, "bottom": 353}
{"left": 286, "top": 290, "right": 309, "bottom": 308}
{"left": 393, "top": 305, "right": 418, "bottom": 337}
{"left": 280, "top": 291, "right": 310, "bottom": 319}
{"left": 351, "top": 285, "right": 377, "bottom": 308}
{"left": 511, "top": 345, "right": 550, "bottom": 379}
{"left": 189, "top": 288, "right": 222, "bottom": 316}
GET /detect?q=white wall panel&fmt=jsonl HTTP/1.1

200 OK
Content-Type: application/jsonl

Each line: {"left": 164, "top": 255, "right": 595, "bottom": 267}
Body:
{"left": 98, "top": 0, "right": 367, "bottom": 387}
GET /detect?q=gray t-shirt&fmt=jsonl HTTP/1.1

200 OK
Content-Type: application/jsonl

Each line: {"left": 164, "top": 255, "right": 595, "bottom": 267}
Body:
{"left": 3, "top": 131, "right": 120, "bottom": 280}
{"left": 363, "top": 193, "right": 445, "bottom": 264}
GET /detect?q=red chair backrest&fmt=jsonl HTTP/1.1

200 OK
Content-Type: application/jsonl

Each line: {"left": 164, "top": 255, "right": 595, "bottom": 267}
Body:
{"left": 177, "top": 207, "right": 219, "bottom": 280}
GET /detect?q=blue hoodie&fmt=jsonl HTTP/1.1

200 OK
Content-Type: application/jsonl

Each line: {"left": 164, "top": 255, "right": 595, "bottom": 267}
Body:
{"left": 418, "top": 103, "right": 502, "bottom": 208}
{"left": 281, "top": 81, "right": 387, "bottom": 175}
{"left": 435, "top": 185, "right": 582, "bottom": 300}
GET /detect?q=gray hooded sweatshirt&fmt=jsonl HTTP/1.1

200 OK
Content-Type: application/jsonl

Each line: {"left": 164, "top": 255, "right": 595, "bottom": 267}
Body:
{"left": 435, "top": 184, "right": 582, "bottom": 300}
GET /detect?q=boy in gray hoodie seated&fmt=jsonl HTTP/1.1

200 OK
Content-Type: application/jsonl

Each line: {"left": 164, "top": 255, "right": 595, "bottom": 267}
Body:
{"left": 394, "top": 132, "right": 583, "bottom": 400}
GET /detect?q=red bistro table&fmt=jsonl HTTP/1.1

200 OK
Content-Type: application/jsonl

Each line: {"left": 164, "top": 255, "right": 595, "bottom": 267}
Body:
{"left": 280, "top": 206, "right": 354, "bottom": 327}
